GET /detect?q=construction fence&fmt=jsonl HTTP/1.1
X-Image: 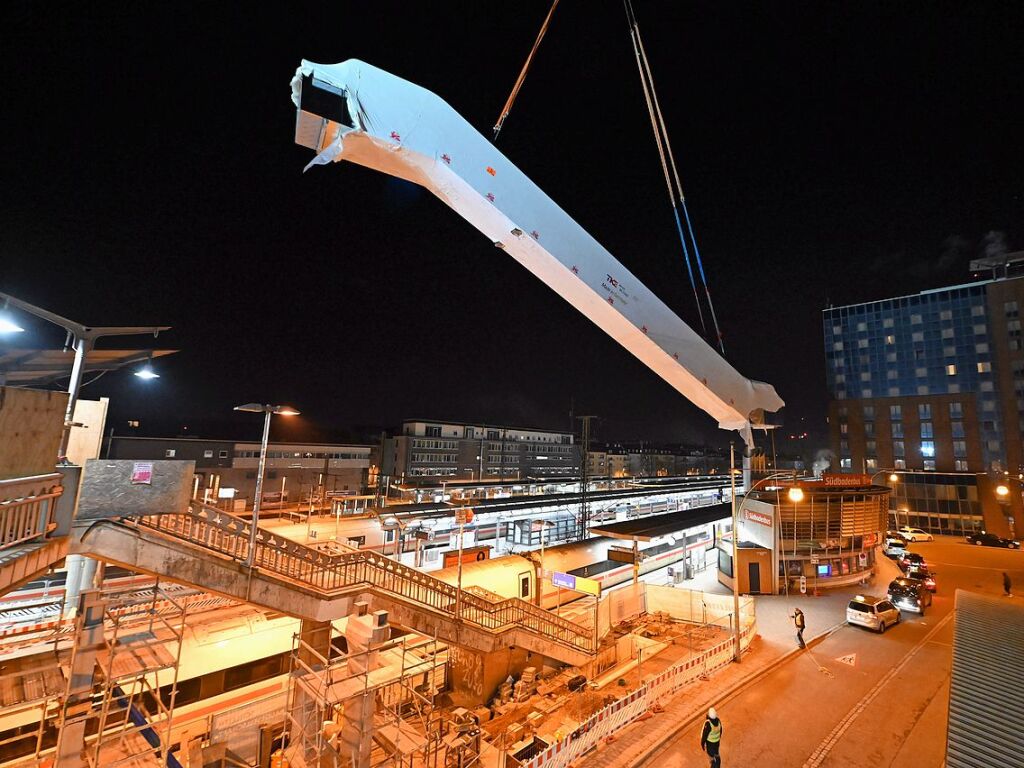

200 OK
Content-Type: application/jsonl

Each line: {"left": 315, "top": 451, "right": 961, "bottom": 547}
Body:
{"left": 520, "top": 586, "right": 756, "bottom": 768}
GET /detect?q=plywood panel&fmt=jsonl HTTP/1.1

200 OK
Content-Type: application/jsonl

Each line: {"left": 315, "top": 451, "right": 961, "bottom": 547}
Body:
{"left": 0, "top": 387, "right": 67, "bottom": 480}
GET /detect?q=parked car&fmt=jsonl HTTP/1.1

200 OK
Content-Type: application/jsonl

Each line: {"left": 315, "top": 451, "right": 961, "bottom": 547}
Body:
{"left": 897, "top": 551, "right": 928, "bottom": 572}
{"left": 965, "top": 531, "right": 1021, "bottom": 549}
{"left": 905, "top": 566, "right": 937, "bottom": 592}
{"left": 898, "top": 527, "right": 934, "bottom": 542}
{"left": 847, "top": 595, "right": 902, "bottom": 633}
{"left": 884, "top": 538, "right": 908, "bottom": 558}
{"left": 887, "top": 577, "right": 933, "bottom": 614}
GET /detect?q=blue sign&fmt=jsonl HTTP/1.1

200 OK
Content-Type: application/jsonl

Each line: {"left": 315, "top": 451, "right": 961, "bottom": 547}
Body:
{"left": 551, "top": 571, "right": 576, "bottom": 590}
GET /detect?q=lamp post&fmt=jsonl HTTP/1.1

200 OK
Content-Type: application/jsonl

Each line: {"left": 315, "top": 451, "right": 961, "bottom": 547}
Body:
{"left": 729, "top": 447, "right": 804, "bottom": 662}
{"left": 234, "top": 403, "right": 300, "bottom": 567}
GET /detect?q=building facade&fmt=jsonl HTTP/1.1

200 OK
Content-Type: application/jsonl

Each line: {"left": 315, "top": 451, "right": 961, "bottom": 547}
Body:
{"left": 106, "top": 437, "right": 376, "bottom": 506}
{"left": 383, "top": 420, "right": 579, "bottom": 481}
{"left": 822, "top": 271, "right": 1024, "bottom": 537}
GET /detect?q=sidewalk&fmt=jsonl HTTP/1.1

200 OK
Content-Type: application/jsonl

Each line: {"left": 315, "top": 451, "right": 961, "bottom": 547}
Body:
{"left": 580, "top": 553, "right": 904, "bottom": 768}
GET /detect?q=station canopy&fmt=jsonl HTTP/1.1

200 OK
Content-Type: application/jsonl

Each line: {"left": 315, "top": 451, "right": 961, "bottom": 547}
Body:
{"left": 0, "top": 348, "right": 177, "bottom": 387}
{"left": 588, "top": 502, "right": 731, "bottom": 542}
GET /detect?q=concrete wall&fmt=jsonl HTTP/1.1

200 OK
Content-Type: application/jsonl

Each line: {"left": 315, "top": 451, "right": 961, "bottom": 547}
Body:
{"left": 0, "top": 386, "right": 67, "bottom": 479}
{"left": 77, "top": 459, "right": 195, "bottom": 519}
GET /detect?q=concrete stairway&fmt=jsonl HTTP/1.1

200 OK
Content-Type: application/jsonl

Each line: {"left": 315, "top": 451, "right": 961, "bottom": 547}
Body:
{"left": 72, "top": 503, "right": 595, "bottom": 666}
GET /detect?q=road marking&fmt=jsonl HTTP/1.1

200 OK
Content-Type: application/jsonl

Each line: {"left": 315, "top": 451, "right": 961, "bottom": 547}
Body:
{"left": 926, "top": 560, "right": 1014, "bottom": 571}
{"left": 802, "top": 611, "right": 955, "bottom": 768}
{"left": 835, "top": 653, "right": 857, "bottom": 667}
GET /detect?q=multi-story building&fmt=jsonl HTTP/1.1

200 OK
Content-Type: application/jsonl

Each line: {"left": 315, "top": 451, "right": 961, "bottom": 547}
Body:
{"left": 383, "top": 419, "right": 578, "bottom": 480}
{"left": 106, "top": 436, "right": 376, "bottom": 506}
{"left": 823, "top": 264, "right": 1024, "bottom": 536}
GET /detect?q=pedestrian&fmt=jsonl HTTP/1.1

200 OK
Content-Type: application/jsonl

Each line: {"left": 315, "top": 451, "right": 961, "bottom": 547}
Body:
{"left": 700, "top": 706, "right": 723, "bottom": 768}
{"left": 1004, "top": 572, "right": 1013, "bottom": 597}
{"left": 793, "top": 607, "right": 806, "bottom": 649}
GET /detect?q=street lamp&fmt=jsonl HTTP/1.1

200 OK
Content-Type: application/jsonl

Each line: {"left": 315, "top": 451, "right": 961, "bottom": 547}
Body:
{"left": 234, "top": 403, "right": 301, "bottom": 567}
{"left": 0, "top": 291, "right": 169, "bottom": 463}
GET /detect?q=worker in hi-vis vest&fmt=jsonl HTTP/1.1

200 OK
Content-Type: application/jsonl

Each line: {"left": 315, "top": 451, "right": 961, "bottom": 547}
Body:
{"left": 700, "top": 706, "right": 723, "bottom": 767}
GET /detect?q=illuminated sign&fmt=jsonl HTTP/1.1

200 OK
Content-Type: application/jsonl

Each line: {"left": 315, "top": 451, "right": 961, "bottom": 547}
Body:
{"left": 821, "top": 473, "right": 872, "bottom": 488}
{"left": 745, "top": 509, "right": 772, "bottom": 527}
{"left": 551, "top": 571, "right": 601, "bottom": 597}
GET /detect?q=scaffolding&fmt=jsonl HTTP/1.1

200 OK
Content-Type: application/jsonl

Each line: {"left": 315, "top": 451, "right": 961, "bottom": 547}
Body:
{"left": 0, "top": 657, "right": 65, "bottom": 765}
{"left": 58, "top": 581, "right": 187, "bottom": 768}
{"left": 283, "top": 629, "right": 446, "bottom": 768}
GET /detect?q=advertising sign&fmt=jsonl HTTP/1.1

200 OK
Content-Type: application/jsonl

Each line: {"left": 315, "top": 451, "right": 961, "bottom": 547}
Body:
{"left": 551, "top": 571, "right": 601, "bottom": 597}
{"left": 745, "top": 509, "right": 772, "bottom": 527}
{"left": 130, "top": 462, "right": 153, "bottom": 485}
{"left": 821, "top": 473, "right": 872, "bottom": 488}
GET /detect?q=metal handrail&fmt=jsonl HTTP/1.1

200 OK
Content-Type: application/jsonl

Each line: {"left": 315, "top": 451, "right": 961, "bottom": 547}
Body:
{"left": 136, "top": 502, "right": 594, "bottom": 652}
{"left": 0, "top": 473, "right": 63, "bottom": 550}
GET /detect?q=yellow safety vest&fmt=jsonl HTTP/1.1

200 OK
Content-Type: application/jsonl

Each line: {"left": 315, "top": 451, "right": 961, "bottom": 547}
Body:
{"left": 707, "top": 721, "right": 722, "bottom": 743}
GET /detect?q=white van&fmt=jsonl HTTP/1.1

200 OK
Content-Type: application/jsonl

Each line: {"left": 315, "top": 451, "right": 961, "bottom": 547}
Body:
{"left": 846, "top": 595, "right": 901, "bottom": 633}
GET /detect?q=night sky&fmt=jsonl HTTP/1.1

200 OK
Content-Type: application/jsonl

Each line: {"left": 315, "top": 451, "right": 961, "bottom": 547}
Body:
{"left": 2, "top": 3, "right": 1021, "bottom": 451}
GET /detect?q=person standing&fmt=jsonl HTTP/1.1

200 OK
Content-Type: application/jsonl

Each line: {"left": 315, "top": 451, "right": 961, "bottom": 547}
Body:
{"left": 1004, "top": 572, "right": 1013, "bottom": 597}
{"left": 793, "top": 607, "right": 806, "bottom": 648}
{"left": 700, "top": 707, "right": 723, "bottom": 767}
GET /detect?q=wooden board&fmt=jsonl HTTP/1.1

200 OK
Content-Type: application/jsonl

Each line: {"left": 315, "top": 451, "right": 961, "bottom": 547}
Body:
{"left": 0, "top": 387, "right": 67, "bottom": 480}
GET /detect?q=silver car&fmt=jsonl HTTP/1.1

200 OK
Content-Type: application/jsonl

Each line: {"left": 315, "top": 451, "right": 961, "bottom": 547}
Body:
{"left": 847, "top": 595, "right": 901, "bottom": 633}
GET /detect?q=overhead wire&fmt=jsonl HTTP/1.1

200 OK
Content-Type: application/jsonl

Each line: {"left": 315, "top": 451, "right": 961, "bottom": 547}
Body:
{"left": 493, "top": 0, "right": 562, "bottom": 141}
{"left": 623, "top": 0, "right": 727, "bottom": 355}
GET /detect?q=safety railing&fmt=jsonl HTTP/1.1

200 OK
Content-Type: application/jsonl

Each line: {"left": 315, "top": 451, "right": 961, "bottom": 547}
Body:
{"left": 0, "top": 473, "right": 63, "bottom": 551}
{"left": 136, "top": 503, "right": 595, "bottom": 654}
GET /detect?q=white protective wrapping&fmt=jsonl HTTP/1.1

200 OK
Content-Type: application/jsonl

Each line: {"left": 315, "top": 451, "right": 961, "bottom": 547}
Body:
{"left": 291, "top": 60, "right": 783, "bottom": 443}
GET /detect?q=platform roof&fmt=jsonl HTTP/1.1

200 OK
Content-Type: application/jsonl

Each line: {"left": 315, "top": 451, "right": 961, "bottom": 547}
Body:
{"left": 588, "top": 502, "right": 731, "bottom": 541}
{"left": 0, "top": 348, "right": 177, "bottom": 387}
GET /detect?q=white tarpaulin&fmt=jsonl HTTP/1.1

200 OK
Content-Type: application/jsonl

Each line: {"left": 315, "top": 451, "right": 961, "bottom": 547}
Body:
{"left": 291, "top": 60, "right": 784, "bottom": 443}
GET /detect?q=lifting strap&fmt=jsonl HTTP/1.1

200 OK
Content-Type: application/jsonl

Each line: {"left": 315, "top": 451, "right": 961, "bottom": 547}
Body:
{"left": 493, "top": 0, "right": 561, "bottom": 140}
{"left": 623, "top": 0, "right": 726, "bottom": 355}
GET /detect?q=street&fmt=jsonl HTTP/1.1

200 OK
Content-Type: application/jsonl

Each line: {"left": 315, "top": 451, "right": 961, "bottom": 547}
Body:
{"left": 637, "top": 536, "right": 1023, "bottom": 768}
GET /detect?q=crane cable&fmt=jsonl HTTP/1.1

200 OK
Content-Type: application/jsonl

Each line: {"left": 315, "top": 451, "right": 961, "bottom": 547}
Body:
{"left": 623, "top": 0, "right": 726, "bottom": 355}
{"left": 493, "top": 0, "right": 562, "bottom": 140}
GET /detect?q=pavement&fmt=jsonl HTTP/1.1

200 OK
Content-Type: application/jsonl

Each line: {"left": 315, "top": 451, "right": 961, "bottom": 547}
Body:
{"left": 576, "top": 548, "right": 930, "bottom": 768}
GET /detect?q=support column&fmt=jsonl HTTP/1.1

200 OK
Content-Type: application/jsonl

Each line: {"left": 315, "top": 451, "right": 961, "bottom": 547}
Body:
{"left": 338, "top": 604, "right": 389, "bottom": 768}
{"left": 290, "top": 618, "right": 333, "bottom": 768}
{"left": 62, "top": 556, "right": 99, "bottom": 618}
{"left": 55, "top": 590, "right": 105, "bottom": 768}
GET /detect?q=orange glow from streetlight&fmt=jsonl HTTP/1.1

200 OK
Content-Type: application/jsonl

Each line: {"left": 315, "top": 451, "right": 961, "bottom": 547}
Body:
{"left": 787, "top": 487, "right": 804, "bottom": 503}
{"left": 996, "top": 484, "right": 1010, "bottom": 498}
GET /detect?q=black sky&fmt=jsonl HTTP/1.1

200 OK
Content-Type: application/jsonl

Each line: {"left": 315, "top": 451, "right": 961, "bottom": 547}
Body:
{"left": 2, "top": 2, "right": 1021, "bottom": 450}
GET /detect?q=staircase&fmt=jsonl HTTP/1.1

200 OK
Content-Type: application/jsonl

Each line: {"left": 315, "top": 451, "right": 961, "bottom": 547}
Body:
{"left": 0, "top": 473, "right": 69, "bottom": 595}
{"left": 73, "top": 503, "right": 596, "bottom": 665}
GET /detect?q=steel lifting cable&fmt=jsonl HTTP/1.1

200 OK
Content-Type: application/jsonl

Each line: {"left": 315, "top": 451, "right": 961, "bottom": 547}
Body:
{"left": 624, "top": 0, "right": 727, "bottom": 355}
{"left": 493, "top": 0, "right": 562, "bottom": 140}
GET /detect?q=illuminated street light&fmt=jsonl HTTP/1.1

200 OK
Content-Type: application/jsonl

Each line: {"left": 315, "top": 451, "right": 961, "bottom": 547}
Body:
{"left": 787, "top": 487, "right": 805, "bottom": 503}
{"left": 234, "top": 403, "right": 301, "bottom": 567}
{"left": 134, "top": 355, "right": 160, "bottom": 380}
{"left": 996, "top": 484, "right": 1010, "bottom": 498}
{"left": 0, "top": 312, "right": 24, "bottom": 334}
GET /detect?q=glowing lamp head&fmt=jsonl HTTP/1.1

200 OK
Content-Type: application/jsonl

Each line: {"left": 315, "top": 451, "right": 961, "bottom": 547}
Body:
{"left": 787, "top": 487, "right": 805, "bottom": 503}
{"left": 134, "top": 365, "right": 160, "bottom": 380}
{"left": 996, "top": 484, "right": 1010, "bottom": 498}
{"left": 888, "top": 473, "right": 899, "bottom": 483}
{"left": 0, "top": 315, "right": 25, "bottom": 334}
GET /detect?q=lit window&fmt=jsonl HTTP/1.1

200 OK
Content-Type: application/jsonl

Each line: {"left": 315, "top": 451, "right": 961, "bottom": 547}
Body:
{"left": 954, "top": 459, "right": 969, "bottom": 471}
{"left": 911, "top": 314, "right": 923, "bottom": 325}
{"left": 165, "top": 449, "right": 176, "bottom": 458}
{"left": 856, "top": 321, "right": 867, "bottom": 332}
{"left": 946, "top": 364, "right": 957, "bottom": 375}
{"left": 974, "top": 323, "right": 987, "bottom": 335}
{"left": 883, "top": 318, "right": 894, "bottom": 328}
{"left": 885, "top": 335, "right": 895, "bottom": 344}
{"left": 833, "top": 341, "right": 844, "bottom": 351}
{"left": 833, "top": 325, "right": 843, "bottom": 334}
{"left": 916, "top": 367, "right": 927, "bottom": 378}
{"left": 920, "top": 441, "right": 935, "bottom": 457}
{"left": 835, "top": 374, "right": 845, "bottom": 384}
{"left": 860, "top": 372, "right": 871, "bottom": 382}
{"left": 924, "top": 459, "right": 936, "bottom": 471}
{"left": 886, "top": 352, "right": 897, "bottom": 363}
{"left": 978, "top": 362, "right": 991, "bottom": 373}
{"left": 894, "top": 458, "right": 906, "bottom": 469}
{"left": 840, "top": 423, "right": 848, "bottom": 434}
{"left": 203, "top": 450, "right": 213, "bottom": 458}
{"left": 840, "top": 458, "right": 852, "bottom": 469}
{"left": 971, "top": 305, "right": 986, "bottom": 317}
{"left": 940, "top": 310, "right": 953, "bottom": 320}
{"left": 858, "top": 339, "right": 869, "bottom": 349}
{"left": 866, "top": 458, "right": 878, "bottom": 470}
{"left": 941, "top": 328, "right": 954, "bottom": 339}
